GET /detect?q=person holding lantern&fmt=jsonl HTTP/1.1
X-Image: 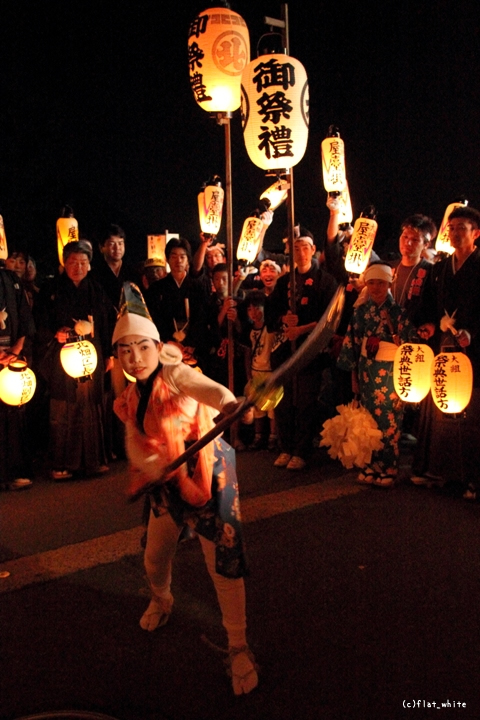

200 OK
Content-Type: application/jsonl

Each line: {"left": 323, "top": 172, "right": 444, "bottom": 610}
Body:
{"left": 34, "top": 240, "right": 116, "bottom": 480}
{"left": 413, "top": 206, "right": 480, "bottom": 499}
{"left": 112, "top": 283, "right": 258, "bottom": 696}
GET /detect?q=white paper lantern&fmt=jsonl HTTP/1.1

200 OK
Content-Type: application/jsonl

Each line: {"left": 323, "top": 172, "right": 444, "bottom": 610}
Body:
{"left": 321, "top": 127, "right": 346, "bottom": 193}
{"left": 198, "top": 177, "right": 225, "bottom": 235}
{"left": 0, "top": 360, "right": 36, "bottom": 406}
{"left": 344, "top": 208, "right": 378, "bottom": 274}
{"left": 435, "top": 199, "right": 468, "bottom": 255}
{"left": 431, "top": 351, "right": 473, "bottom": 414}
{"left": 57, "top": 207, "right": 79, "bottom": 267}
{"left": 260, "top": 178, "right": 290, "bottom": 211}
{"left": 237, "top": 216, "right": 264, "bottom": 264}
{"left": 393, "top": 343, "right": 434, "bottom": 403}
{"left": 60, "top": 340, "right": 98, "bottom": 379}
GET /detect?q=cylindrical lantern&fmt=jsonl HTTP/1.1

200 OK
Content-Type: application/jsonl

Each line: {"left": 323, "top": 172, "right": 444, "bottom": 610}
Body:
{"left": 344, "top": 206, "right": 378, "bottom": 275}
{"left": 187, "top": 7, "right": 250, "bottom": 113}
{"left": 198, "top": 176, "right": 225, "bottom": 235}
{"left": 321, "top": 126, "right": 346, "bottom": 193}
{"left": 260, "top": 178, "right": 290, "bottom": 211}
{"left": 237, "top": 215, "right": 265, "bottom": 265}
{"left": 393, "top": 343, "right": 434, "bottom": 403}
{"left": 336, "top": 182, "right": 353, "bottom": 225}
{"left": 0, "top": 214, "right": 8, "bottom": 261}
{"left": 431, "top": 351, "right": 473, "bottom": 414}
{"left": 241, "top": 53, "right": 309, "bottom": 171}
{"left": 60, "top": 339, "right": 98, "bottom": 379}
{"left": 435, "top": 198, "right": 469, "bottom": 255}
{"left": 0, "top": 359, "right": 36, "bottom": 406}
{"left": 57, "top": 206, "right": 79, "bottom": 267}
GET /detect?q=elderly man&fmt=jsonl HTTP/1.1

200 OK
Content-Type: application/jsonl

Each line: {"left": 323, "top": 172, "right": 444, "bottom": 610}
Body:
{"left": 413, "top": 206, "right": 480, "bottom": 498}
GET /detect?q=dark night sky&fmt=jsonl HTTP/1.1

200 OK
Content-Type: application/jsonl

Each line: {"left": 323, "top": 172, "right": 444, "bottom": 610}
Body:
{"left": 2, "top": 0, "right": 480, "bottom": 271}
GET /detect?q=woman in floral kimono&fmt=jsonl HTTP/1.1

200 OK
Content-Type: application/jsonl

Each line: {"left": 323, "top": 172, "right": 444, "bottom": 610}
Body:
{"left": 338, "top": 263, "right": 416, "bottom": 487}
{"left": 112, "top": 283, "right": 258, "bottom": 696}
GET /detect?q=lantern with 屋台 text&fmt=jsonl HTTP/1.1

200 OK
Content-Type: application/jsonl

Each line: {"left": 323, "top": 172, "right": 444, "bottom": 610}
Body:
{"left": 393, "top": 343, "right": 434, "bottom": 403}
{"left": 0, "top": 359, "right": 36, "bottom": 406}
{"left": 237, "top": 215, "right": 265, "bottom": 265}
{"left": 344, "top": 207, "right": 378, "bottom": 274}
{"left": 0, "top": 214, "right": 8, "bottom": 261}
{"left": 187, "top": 7, "right": 250, "bottom": 113}
{"left": 260, "top": 177, "right": 290, "bottom": 211}
{"left": 198, "top": 176, "right": 225, "bottom": 235}
{"left": 60, "top": 339, "right": 98, "bottom": 379}
{"left": 431, "top": 351, "right": 473, "bottom": 414}
{"left": 241, "top": 53, "right": 309, "bottom": 172}
{"left": 57, "top": 206, "right": 79, "bottom": 266}
{"left": 435, "top": 198, "right": 469, "bottom": 255}
{"left": 321, "top": 126, "right": 346, "bottom": 193}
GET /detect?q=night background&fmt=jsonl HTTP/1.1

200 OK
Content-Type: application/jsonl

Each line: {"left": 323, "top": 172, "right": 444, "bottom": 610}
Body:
{"left": 2, "top": 0, "right": 479, "bottom": 274}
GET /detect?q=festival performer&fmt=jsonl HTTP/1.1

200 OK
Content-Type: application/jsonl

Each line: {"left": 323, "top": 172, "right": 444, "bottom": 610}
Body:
{"left": 112, "top": 283, "right": 258, "bottom": 696}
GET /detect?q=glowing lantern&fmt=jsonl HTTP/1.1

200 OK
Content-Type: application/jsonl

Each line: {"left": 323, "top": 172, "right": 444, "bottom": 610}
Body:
{"left": 241, "top": 53, "right": 309, "bottom": 171}
{"left": 123, "top": 369, "right": 136, "bottom": 383}
{"left": 0, "top": 359, "right": 36, "bottom": 406}
{"left": 435, "top": 198, "right": 469, "bottom": 255}
{"left": 260, "top": 178, "right": 290, "bottom": 211}
{"left": 237, "top": 215, "right": 264, "bottom": 265}
{"left": 60, "top": 339, "right": 98, "bottom": 379}
{"left": 344, "top": 206, "right": 378, "bottom": 275}
{"left": 198, "top": 176, "right": 225, "bottom": 235}
{"left": 393, "top": 343, "right": 434, "bottom": 403}
{"left": 0, "top": 214, "right": 8, "bottom": 261}
{"left": 187, "top": 7, "right": 250, "bottom": 113}
{"left": 321, "top": 126, "right": 346, "bottom": 193}
{"left": 57, "top": 206, "right": 79, "bottom": 267}
{"left": 336, "top": 182, "right": 353, "bottom": 225}
{"left": 431, "top": 351, "right": 473, "bottom": 414}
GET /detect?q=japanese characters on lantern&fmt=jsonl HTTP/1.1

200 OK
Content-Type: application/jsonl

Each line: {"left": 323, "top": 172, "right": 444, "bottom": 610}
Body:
{"left": 393, "top": 343, "right": 434, "bottom": 403}
{"left": 187, "top": 7, "right": 250, "bottom": 113}
{"left": 198, "top": 178, "right": 225, "bottom": 235}
{"left": 0, "top": 360, "right": 36, "bottom": 406}
{"left": 260, "top": 177, "right": 290, "bottom": 211}
{"left": 431, "top": 351, "right": 473, "bottom": 414}
{"left": 344, "top": 211, "right": 378, "bottom": 274}
{"left": 60, "top": 340, "right": 98, "bottom": 379}
{"left": 241, "top": 54, "right": 309, "bottom": 171}
{"left": 321, "top": 128, "right": 346, "bottom": 193}
{"left": 0, "top": 214, "right": 8, "bottom": 260}
{"left": 57, "top": 208, "right": 79, "bottom": 267}
{"left": 237, "top": 216, "right": 264, "bottom": 265}
{"left": 435, "top": 199, "right": 468, "bottom": 255}
{"left": 330, "top": 182, "right": 353, "bottom": 225}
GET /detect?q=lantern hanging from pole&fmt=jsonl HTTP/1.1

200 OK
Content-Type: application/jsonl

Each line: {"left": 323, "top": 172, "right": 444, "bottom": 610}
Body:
{"left": 0, "top": 214, "right": 8, "bottom": 261}
{"left": 0, "top": 359, "right": 36, "bottom": 406}
{"left": 435, "top": 198, "right": 469, "bottom": 255}
{"left": 393, "top": 343, "right": 434, "bottom": 403}
{"left": 431, "top": 351, "right": 473, "bottom": 414}
{"left": 321, "top": 126, "right": 346, "bottom": 193}
{"left": 187, "top": 7, "right": 250, "bottom": 113}
{"left": 57, "top": 205, "right": 79, "bottom": 267}
{"left": 344, "top": 206, "right": 378, "bottom": 275}
{"left": 198, "top": 176, "right": 225, "bottom": 235}
{"left": 237, "top": 214, "right": 265, "bottom": 265}
{"left": 241, "top": 53, "right": 309, "bottom": 172}
{"left": 260, "top": 177, "right": 290, "bottom": 210}
{"left": 60, "top": 339, "right": 98, "bottom": 379}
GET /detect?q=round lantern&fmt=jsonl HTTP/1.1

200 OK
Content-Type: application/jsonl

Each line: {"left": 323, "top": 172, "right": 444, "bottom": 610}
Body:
{"left": 260, "top": 177, "right": 290, "bottom": 211}
{"left": 431, "top": 351, "right": 473, "bottom": 414}
{"left": 0, "top": 214, "right": 8, "bottom": 261}
{"left": 60, "top": 339, "right": 98, "bottom": 379}
{"left": 198, "top": 176, "right": 225, "bottom": 235}
{"left": 321, "top": 126, "right": 346, "bottom": 193}
{"left": 435, "top": 198, "right": 469, "bottom": 255}
{"left": 241, "top": 53, "right": 309, "bottom": 172}
{"left": 393, "top": 343, "right": 434, "bottom": 403}
{"left": 344, "top": 206, "right": 378, "bottom": 275}
{"left": 0, "top": 359, "right": 36, "bottom": 406}
{"left": 187, "top": 6, "right": 250, "bottom": 113}
{"left": 57, "top": 205, "right": 79, "bottom": 267}
{"left": 237, "top": 215, "right": 265, "bottom": 265}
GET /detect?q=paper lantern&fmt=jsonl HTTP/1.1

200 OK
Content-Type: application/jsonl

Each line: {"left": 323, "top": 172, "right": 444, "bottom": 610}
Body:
{"left": 336, "top": 182, "right": 353, "bottom": 225}
{"left": 321, "top": 126, "right": 346, "bottom": 193}
{"left": 187, "top": 7, "right": 250, "bottom": 113}
{"left": 60, "top": 340, "right": 98, "bottom": 379}
{"left": 393, "top": 343, "right": 434, "bottom": 403}
{"left": 435, "top": 199, "right": 468, "bottom": 255}
{"left": 431, "top": 351, "right": 473, "bottom": 414}
{"left": 198, "top": 177, "right": 225, "bottom": 235}
{"left": 344, "top": 207, "right": 378, "bottom": 274}
{"left": 241, "top": 53, "right": 309, "bottom": 171}
{"left": 57, "top": 206, "right": 79, "bottom": 266}
{"left": 260, "top": 178, "right": 290, "bottom": 211}
{"left": 0, "top": 359, "right": 36, "bottom": 406}
{"left": 237, "top": 215, "right": 264, "bottom": 264}
{"left": 0, "top": 214, "right": 8, "bottom": 261}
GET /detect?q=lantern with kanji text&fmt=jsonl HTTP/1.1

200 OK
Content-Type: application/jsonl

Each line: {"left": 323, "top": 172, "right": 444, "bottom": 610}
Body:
{"left": 57, "top": 206, "right": 79, "bottom": 267}
{"left": 321, "top": 126, "right": 346, "bottom": 193}
{"left": 260, "top": 177, "right": 290, "bottom": 211}
{"left": 431, "top": 351, "right": 473, "bottom": 414}
{"left": 198, "top": 176, "right": 225, "bottom": 235}
{"left": 237, "top": 213, "right": 265, "bottom": 265}
{"left": 0, "top": 358, "right": 36, "bottom": 406}
{"left": 393, "top": 343, "right": 434, "bottom": 403}
{"left": 344, "top": 206, "right": 378, "bottom": 275}
{"left": 60, "top": 339, "right": 98, "bottom": 380}
{"left": 435, "top": 198, "right": 468, "bottom": 255}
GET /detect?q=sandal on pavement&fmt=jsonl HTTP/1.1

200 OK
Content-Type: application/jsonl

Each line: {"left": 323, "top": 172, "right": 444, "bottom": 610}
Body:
{"left": 139, "top": 592, "right": 173, "bottom": 631}
{"left": 227, "top": 645, "right": 259, "bottom": 696}
{"left": 357, "top": 466, "right": 376, "bottom": 484}
{"left": 286, "top": 455, "right": 306, "bottom": 471}
{"left": 463, "top": 484, "right": 477, "bottom": 502}
{"left": 374, "top": 473, "right": 395, "bottom": 488}
{"left": 51, "top": 470, "right": 73, "bottom": 481}
{"left": 274, "top": 452, "right": 292, "bottom": 468}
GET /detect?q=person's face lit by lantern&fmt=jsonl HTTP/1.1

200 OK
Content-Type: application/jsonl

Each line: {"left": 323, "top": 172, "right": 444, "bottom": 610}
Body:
{"left": 399, "top": 227, "right": 427, "bottom": 264}
{"left": 102, "top": 235, "right": 125, "bottom": 263}
{"left": 13, "top": 254, "right": 27, "bottom": 278}
{"left": 117, "top": 335, "right": 161, "bottom": 384}
{"left": 366, "top": 278, "right": 390, "bottom": 305}
{"left": 212, "top": 270, "right": 229, "bottom": 299}
{"left": 167, "top": 247, "right": 189, "bottom": 280}
{"left": 293, "top": 239, "right": 316, "bottom": 273}
{"left": 206, "top": 247, "right": 225, "bottom": 270}
{"left": 259, "top": 263, "right": 280, "bottom": 293}
{"left": 448, "top": 218, "right": 480, "bottom": 252}
{"left": 5, "top": 257, "right": 16, "bottom": 271}
{"left": 247, "top": 302, "right": 265, "bottom": 329}
{"left": 64, "top": 252, "right": 90, "bottom": 286}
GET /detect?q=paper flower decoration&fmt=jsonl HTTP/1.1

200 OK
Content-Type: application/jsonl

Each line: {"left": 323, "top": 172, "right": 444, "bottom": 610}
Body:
{"left": 320, "top": 402, "right": 384, "bottom": 469}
